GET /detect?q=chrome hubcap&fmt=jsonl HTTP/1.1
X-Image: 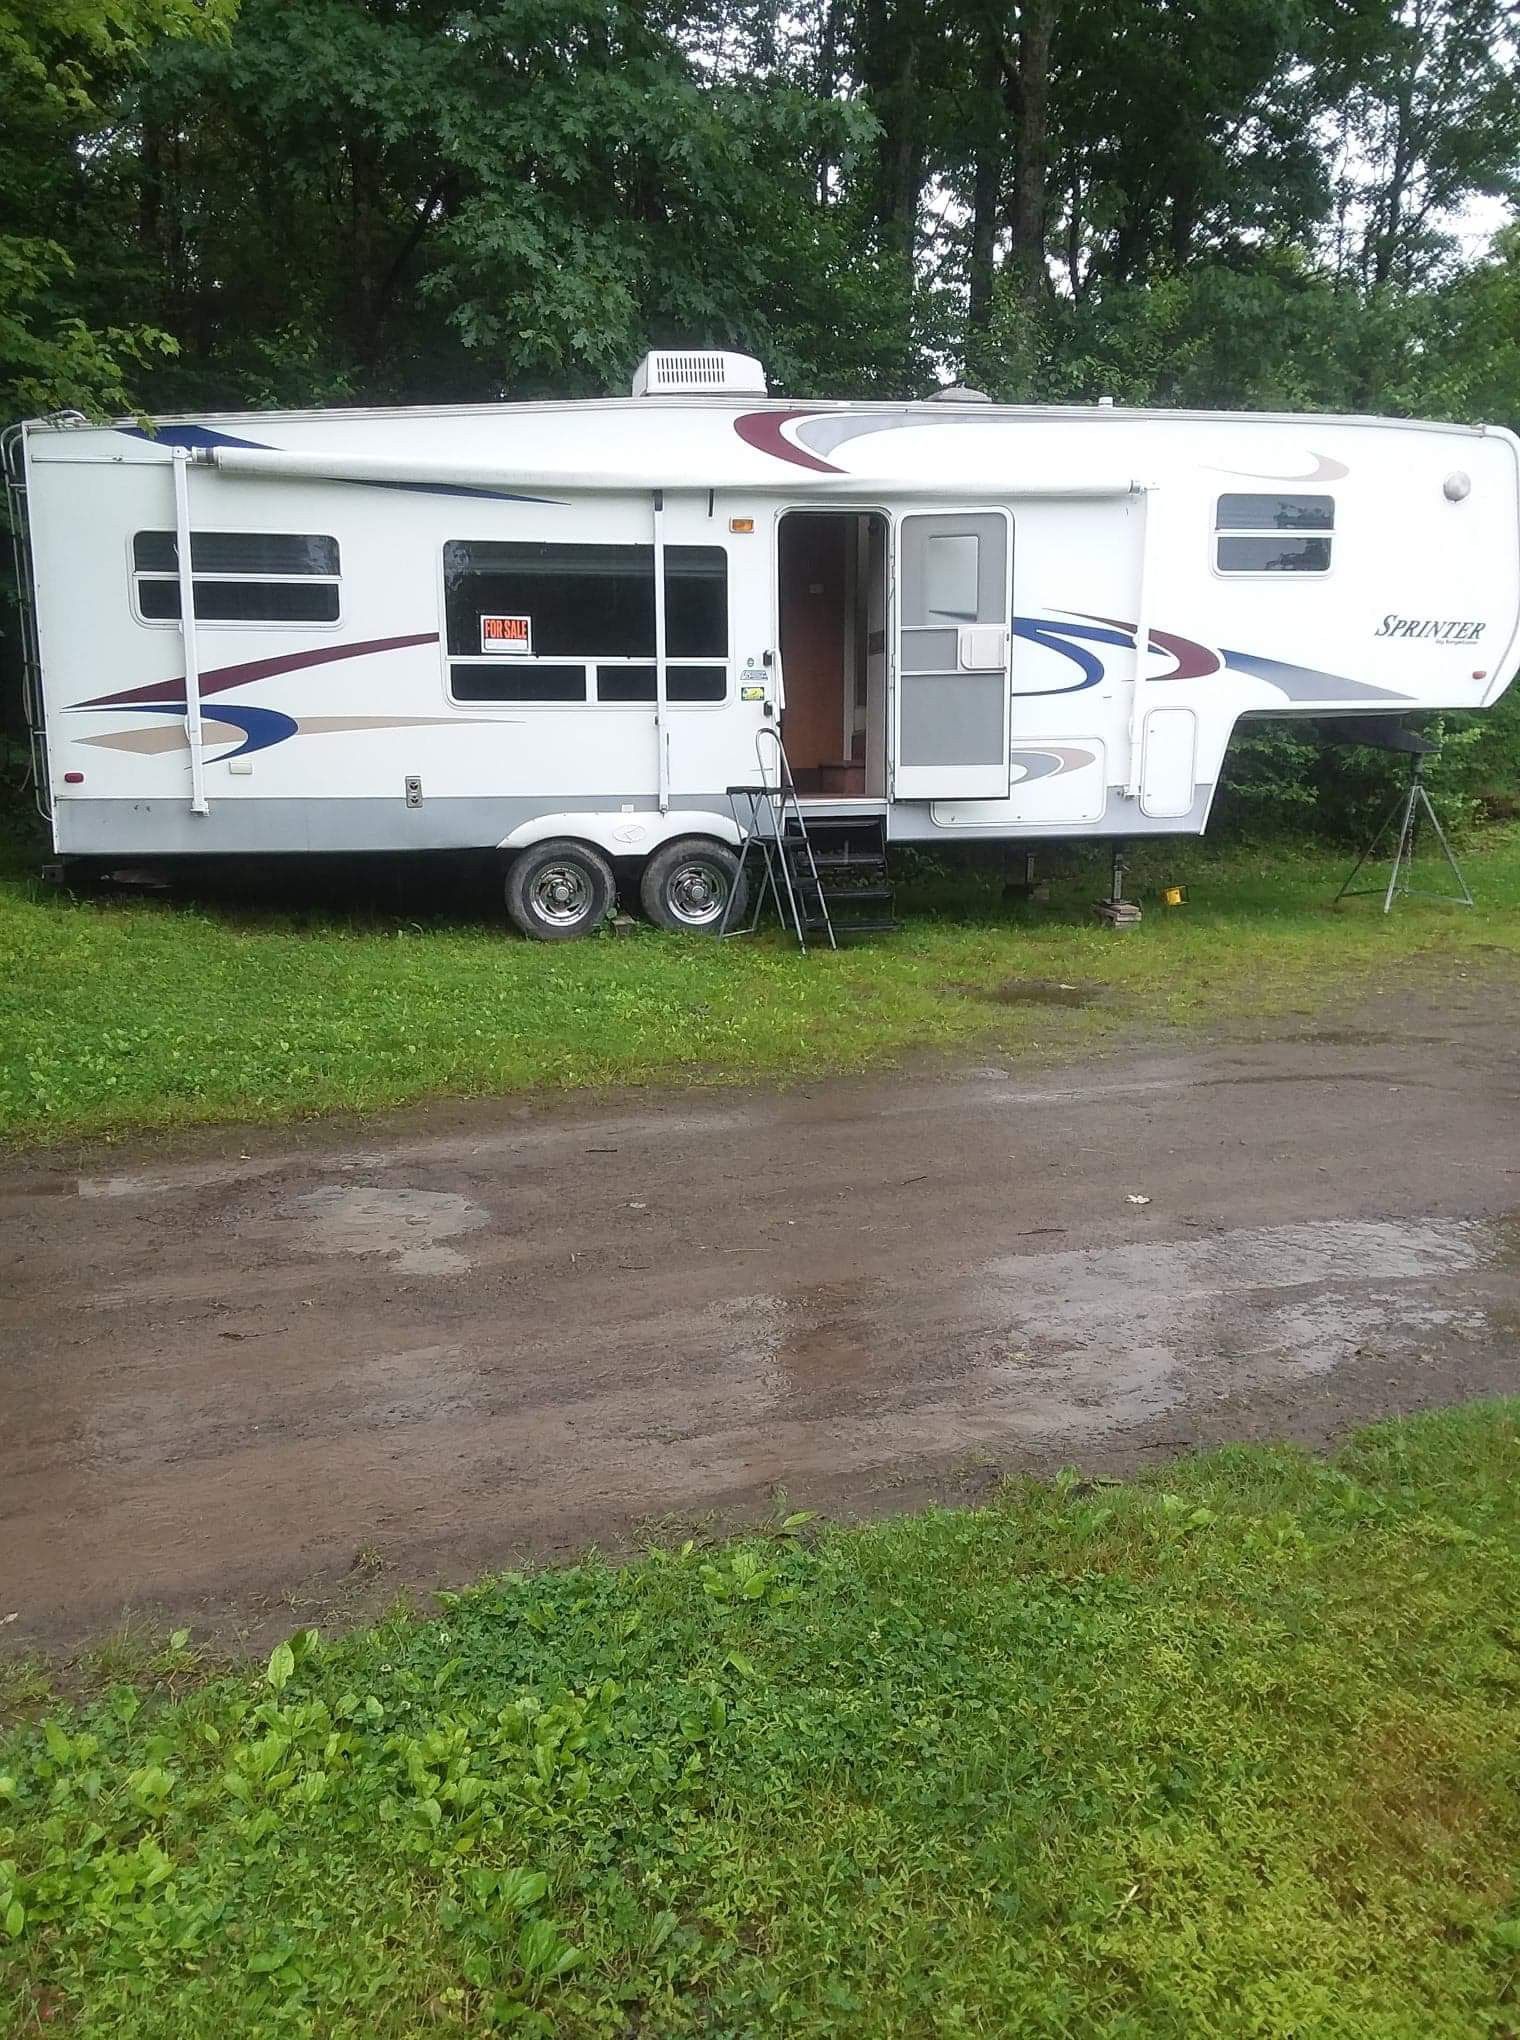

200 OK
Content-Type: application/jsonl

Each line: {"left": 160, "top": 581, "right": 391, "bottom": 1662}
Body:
{"left": 667, "top": 859, "right": 728, "bottom": 927}
{"left": 531, "top": 863, "right": 592, "bottom": 924}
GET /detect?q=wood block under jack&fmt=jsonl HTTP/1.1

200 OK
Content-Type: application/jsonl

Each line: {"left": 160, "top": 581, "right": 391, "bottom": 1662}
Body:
{"left": 1094, "top": 896, "right": 1143, "bottom": 927}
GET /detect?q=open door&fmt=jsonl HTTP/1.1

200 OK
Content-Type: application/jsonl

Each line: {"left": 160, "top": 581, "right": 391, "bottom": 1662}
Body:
{"left": 893, "top": 509, "right": 1012, "bottom": 801}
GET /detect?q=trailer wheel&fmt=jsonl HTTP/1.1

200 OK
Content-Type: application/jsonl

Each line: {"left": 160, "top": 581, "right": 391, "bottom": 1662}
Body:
{"left": 639, "top": 836, "right": 747, "bottom": 934}
{"left": 504, "top": 839, "right": 616, "bottom": 941}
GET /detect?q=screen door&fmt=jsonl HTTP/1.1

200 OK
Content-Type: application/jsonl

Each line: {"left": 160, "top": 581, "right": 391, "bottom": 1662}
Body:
{"left": 893, "top": 509, "right": 1013, "bottom": 800}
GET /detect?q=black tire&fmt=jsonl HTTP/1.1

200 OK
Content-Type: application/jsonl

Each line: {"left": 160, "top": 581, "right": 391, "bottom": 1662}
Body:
{"left": 639, "top": 836, "right": 748, "bottom": 934}
{"left": 504, "top": 839, "right": 616, "bottom": 941}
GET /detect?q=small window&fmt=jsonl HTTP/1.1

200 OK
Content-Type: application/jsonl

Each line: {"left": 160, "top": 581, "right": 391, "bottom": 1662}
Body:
{"left": 1215, "top": 494, "right": 1333, "bottom": 574}
{"left": 924, "top": 534, "right": 981, "bottom": 620}
{"left": 597, "top": 666, "right": 656, "bottom": 702}
{"left": 594, "top": 665, "right": 728, "bottom": 704}
{"left": 665, "top": 546, "right": 728, "bottom": 657}
{"left": 445, "top": 539, "right": 729, "bottom": 705}
{"left": 450, "top": 664, "right": 587, "bottom": 703}
{"left": 133, "top": 530, "right": 340, "bottom": 622}
{"left": 667, "top": 665, "right": 727, "bottom": 703}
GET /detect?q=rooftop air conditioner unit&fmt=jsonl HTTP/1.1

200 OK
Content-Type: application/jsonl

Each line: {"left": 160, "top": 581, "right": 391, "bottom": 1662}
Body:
{"left": 630, "top": 350, "right": 768, "bottom": 397}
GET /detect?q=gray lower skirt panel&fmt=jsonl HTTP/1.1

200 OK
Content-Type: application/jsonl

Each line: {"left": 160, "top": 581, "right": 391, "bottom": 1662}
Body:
{"left": 53, "top": 786, "right": 1215, "bottom": 857}
{"left": 54, "top": 795, "right": 661, "bottom": 857}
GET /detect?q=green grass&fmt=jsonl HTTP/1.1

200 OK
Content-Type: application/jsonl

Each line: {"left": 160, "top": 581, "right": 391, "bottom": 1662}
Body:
{"left": 4, "top": 1404, "right": 1520, "bottom": 2034}
{"left": 2, "top": 827, "right": 1519, "bottom": 1146}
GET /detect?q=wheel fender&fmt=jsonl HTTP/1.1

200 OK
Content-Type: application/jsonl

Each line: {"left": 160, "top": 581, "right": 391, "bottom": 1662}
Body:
{"left": 498, "top": 811, "right": 745, "bottom": 857}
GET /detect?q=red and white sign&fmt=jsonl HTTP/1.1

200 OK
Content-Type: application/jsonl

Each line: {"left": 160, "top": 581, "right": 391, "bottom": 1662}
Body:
{"left": 481, "top": 614, "right": 531, "bottom": 655}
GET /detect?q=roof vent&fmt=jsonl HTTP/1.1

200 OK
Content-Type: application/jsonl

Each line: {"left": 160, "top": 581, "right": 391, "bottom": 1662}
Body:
{"left": 928, "top": 384, "right": 992, "bottom": 403}
{"left": 631, "top": 350, "right": 767, "bottom": 398}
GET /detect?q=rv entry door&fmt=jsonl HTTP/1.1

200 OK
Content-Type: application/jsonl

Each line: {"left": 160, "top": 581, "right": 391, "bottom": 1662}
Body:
{"left": 893, "top": 509, "right": 1012, "bottom": 801}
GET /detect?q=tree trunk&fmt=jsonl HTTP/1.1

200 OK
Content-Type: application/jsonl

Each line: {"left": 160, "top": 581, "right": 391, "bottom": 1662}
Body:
{"left": 859, "top": 0, "right": 927, "bottom": 261}
{"left": 998, "top": 0, "right": 1055, "bottom": 309}
{"left": 815, "top": 0, "right": 844, "bottom": 203}
{"left": 967, "top": 35, "right": 1004, "bottom": 331}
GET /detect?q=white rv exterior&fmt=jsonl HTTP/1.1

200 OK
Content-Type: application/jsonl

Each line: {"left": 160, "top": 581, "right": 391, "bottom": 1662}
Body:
{"left": 10, "top": 349, "right": 1520, "bottom": 933}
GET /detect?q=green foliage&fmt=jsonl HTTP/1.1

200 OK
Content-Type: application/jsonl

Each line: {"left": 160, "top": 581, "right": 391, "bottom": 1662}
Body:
{"left": 0, "top": 236, "right": 177, "bottom": 418}
{"left": 120, "top": 0, "right": 895, "bottom": 407}
{"left": 2, "top": 826, "right": 1518, "bottom": 1143}
{"left": 0, "top": 0, "right": 232, "bottom": 421}
{"left": 5, "top": 1402, "right": 1520, "bottom": 2031}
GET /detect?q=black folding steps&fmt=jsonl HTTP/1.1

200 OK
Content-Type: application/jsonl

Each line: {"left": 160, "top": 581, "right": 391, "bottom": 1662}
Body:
{"left": 722, "top": 729, "right": 896, "bottom": 950}
{"left": 781, "top": 815, "right": 896, "bottom": 939}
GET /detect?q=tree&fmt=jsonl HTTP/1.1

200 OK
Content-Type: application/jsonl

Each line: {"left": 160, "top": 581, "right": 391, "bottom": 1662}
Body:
{"left": 123, "top": 0, "right": 903, "bottom": 407}
{"left": 1337, "top": 0, "right": 1520, "bottom": 291}
{"left": 0, "top": 0, "right": 234, "bottom": 418}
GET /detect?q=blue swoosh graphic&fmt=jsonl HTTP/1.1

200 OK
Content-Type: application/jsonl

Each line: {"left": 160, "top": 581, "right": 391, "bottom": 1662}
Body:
{"left": 87, "top": 699, "right": 300, "bottom": 758}
{"left": 1013, "top": 617, "right": 1131, "bottom": 692}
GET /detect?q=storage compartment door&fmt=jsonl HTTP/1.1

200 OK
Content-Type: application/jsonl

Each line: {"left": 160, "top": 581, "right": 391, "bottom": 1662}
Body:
{"left": 894, "top": 510, "right": 1012, "bottom": 800}
{"left": 1139, "top": 706, "right": 1199, "bottom": 819}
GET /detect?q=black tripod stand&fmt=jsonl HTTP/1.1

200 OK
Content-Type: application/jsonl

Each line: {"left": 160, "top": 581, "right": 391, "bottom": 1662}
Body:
{"left": 1334, "top": 753, "right": 1473, "bottom": 914}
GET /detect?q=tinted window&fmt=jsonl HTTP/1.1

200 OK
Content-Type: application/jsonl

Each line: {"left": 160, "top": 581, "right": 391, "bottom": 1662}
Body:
{"left": 667, "top": 665, "right": 727, "bottom": 702}
{"left": 134, "top": 531, "right": 340, "bottom": 575}
{"left": 665, "top": 546, "right": 728, "bottom": 656}
{"left": 1216, "top": 535, "right": 1332, "bottom": 574}
{"left": 1215, "top": 493, "right": 1333, "bottom": 573}
{"left": 1215, "top": 494, "right": 1333, "bottom": 532}
{"left": 134, "top": 528, "right": 341, "bottom": 623}
{"left": 139, "top": 580, "right": 341, "bottom": 623}
{"left": 444, "top": 540, "right": 729, "bottom": 703}
{"left": 597, "top": 665, "right": 657, "bottom": 702}
{"left": 449, "top": 663, "right": 587, "bottom": 702}
{"left": 444, "top": 541, "right": 655, "bottom": 659}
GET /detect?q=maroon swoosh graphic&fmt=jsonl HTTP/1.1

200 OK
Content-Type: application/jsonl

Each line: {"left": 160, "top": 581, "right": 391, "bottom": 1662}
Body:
{"left": 734, "top": 410, "right": 842, "bottom": 473}
{"left": 1143, "top": 626, "right": 1221, "bottom": 681}
{"left": 77, "top": 632, "right": 440, "bottom": 710}
{"left": 1071, "top": 612, "right": 1221, "bottom": 681}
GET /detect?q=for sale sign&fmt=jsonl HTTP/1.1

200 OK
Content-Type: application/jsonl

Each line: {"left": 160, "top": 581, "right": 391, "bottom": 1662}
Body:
{"left": 481, "top": 614, "right": 531, "bottom": 654}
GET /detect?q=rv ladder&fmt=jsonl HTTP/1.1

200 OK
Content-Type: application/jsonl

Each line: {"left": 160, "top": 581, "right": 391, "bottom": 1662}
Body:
{"left": 722, "top": 733, "right": 897, "bottom": 950}
{"left": 721, "top": 729, "right": 836, "bottom": 952}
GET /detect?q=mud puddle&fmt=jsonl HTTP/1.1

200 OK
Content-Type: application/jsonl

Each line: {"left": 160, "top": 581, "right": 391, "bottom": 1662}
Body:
{"left": 708, "top": 1215, "right": 1520, "bottom": 1446}
{"left": 250, "top": 1184, "right": 492, "bottom": 1276}
{"left": 6, "top": 999, "right": 1520, "bottom": 1649}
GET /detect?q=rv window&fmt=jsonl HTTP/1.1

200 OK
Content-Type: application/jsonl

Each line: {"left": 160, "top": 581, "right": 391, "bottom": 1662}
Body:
{"left": 1216, "top": 535, "right": 1332, "bottom": 574}
{"left": 595, "top": 664, "right": 727, "bottom": 704}
{"left": 667, "top": 665, "right": 727, "bottom": 702}
{"left": 134, "top": 532, "right": 340, "bottom": 576}
{"left": 444, "top": 540, "right": 729, "bottom": 704}
{"left": 1214, "top": 494, "right": 1333, "bottom": 574}
{"left": 450, "top": 663, "right": 587, "bottom": 703}
{"left": 444, "top": 541, "right": 656, "bottom": 659}
{"left": 133, "top": 530, "right": 341, "bottom": 622}
{"left": 597, "top": 666, "right": 656, "bottom": 702}
{"left": 664, "top": 546, "right": 728, "bottom": 657}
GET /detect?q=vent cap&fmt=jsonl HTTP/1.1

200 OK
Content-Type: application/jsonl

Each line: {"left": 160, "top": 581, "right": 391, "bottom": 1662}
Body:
{"left": 631, "top": 350, "right": 767, "bottom": 397}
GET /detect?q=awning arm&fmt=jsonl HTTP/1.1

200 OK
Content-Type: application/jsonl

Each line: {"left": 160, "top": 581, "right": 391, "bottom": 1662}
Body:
{"left": 173, "top": 448, "right": 209, "bottom": 815}
{"left": 1124, "top": 482, "right": 1158, "bottom": 799}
